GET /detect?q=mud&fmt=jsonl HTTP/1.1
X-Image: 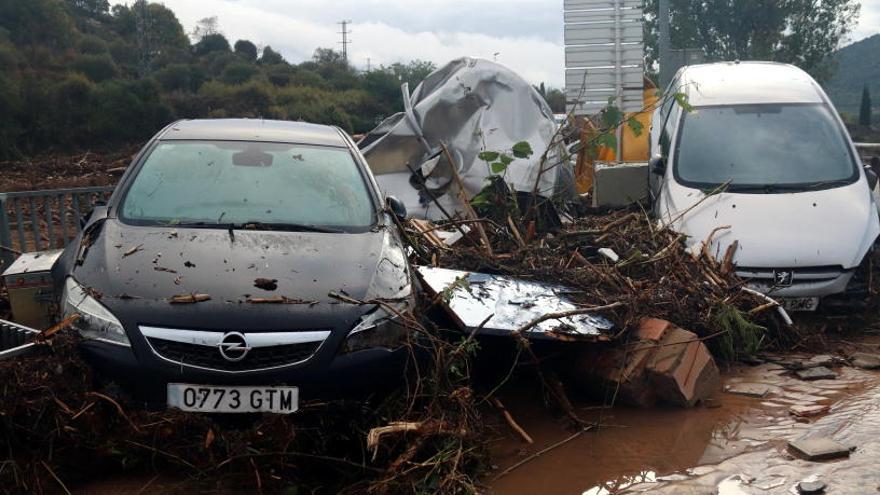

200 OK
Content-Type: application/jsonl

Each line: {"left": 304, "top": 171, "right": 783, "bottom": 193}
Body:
{"left": 488, "top": 349, "right": 880, "bottom": 494}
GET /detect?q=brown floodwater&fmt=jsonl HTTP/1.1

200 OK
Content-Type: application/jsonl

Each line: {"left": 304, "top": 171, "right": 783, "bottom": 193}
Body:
{"left": 487, "top": 356, "right": 880, "bottom": 494}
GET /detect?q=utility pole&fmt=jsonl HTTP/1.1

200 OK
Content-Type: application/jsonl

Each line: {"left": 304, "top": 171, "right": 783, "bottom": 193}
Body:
{"left": 338, "top": 20, "right": 352, "bottom": 63}
{"left": 658, "top": 0, "right": 671, "bottom": 88}
{"left": 367, "top": 57, "right": 371, "bottom": 72}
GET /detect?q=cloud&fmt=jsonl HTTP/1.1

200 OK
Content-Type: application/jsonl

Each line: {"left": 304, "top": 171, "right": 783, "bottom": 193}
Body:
{"left": 851, "top": 0, "right": 880, "bottom": 42}
{"left": 121, "top": 0, "right": 565, "bottom": 87}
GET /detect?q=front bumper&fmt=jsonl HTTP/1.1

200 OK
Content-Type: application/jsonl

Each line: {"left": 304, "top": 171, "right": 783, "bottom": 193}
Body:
{"left": 740, "top": 270, "right": 855, "bottom": 299}
{"left": 80, "top": 340, "right": 410, "bottom": 403}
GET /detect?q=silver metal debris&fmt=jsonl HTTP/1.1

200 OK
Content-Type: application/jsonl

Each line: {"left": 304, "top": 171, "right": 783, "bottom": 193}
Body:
{"left": 416, "top": 266, "right": 613, "bottom": 341}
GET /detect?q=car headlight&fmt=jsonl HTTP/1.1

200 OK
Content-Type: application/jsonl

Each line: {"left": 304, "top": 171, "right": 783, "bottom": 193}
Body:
{"left": 339, "top": 302, "right": 411, "bottom": 355}
{"left": 62, "top": 277, "right": 130, "bottom": 346}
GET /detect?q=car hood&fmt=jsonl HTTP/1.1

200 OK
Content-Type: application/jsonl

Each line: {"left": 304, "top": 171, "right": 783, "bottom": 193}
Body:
{"left": 662, "top": 182, "right": 880, "bottom": 269}
{"left": 67, "top": 219, "right": 411, "bottom": 332}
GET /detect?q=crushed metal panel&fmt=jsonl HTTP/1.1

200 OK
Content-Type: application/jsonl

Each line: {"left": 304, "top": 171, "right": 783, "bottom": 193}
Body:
{"left": 359, "top": 57, "right": 573, "bottom": 221}
{"left": 416, "top": 266, "right": 614, "bottom": 341}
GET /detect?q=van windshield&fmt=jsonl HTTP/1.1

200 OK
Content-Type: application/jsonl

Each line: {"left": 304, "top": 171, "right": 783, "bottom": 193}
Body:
{"left": 120, "top": 141, "right": 376, "bottom": 231}
{"left": 674, "top": 104, "right": 858, "bottom": 192}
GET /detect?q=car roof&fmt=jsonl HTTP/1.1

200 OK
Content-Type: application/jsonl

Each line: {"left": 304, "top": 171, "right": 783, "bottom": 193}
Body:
{"left": 675, "top": 62, "right": 826, "bottom": 107}
{"left": 158, "top": 119, "right": 350, "bottom": 148}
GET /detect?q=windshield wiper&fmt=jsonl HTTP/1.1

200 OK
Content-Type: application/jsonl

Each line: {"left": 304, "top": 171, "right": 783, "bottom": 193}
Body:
{"left": 164, "top": 221, "right": 342, "bottom": 233}
{"left": 727, "top": 182, "right": 842, "bottom": 194}
{"left": 233, "top": 222, "right": 343, "bottom": 233}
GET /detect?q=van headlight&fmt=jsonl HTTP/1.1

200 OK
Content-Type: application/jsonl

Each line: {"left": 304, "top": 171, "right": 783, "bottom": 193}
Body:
{"left": 339, "top": 302, "right": 411, "bottom": 354}
{"left": 62, "top": 277, "right": 130, "bottom": 347}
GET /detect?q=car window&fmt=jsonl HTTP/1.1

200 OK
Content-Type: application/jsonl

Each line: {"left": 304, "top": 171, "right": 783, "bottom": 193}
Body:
{"left": 674, "top": 104, "right": 857, "bottom": 190}
{"left": 120, "top": 141, "right": 376, "bottom": 229}
{"left": 659, "top": 102, "right": 679, "bottom": 157}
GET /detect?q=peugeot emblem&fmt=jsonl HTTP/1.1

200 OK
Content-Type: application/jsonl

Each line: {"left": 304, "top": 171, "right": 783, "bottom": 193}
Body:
{"left": 772, "top": 270, "right": 794, "bottom": 288}
{"left": 218, "top": 332, "right": 251, "bottom": 362}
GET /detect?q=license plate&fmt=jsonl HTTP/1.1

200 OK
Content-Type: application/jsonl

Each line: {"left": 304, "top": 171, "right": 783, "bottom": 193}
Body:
{"left": 167, "top": 384, "right": 298, "bottom": 414}
{"left": 779, "top": 297, "right": 819, "bottom": 312}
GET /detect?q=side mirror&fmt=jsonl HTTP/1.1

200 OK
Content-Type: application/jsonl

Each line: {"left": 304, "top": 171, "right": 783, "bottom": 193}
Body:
{"left": 649, "top": 155, "right": 666, "bottom": 176}
{"left": 79, "top": 202, "right": 109, "bottom": 229}
{"left": 865, "top": 165, "right": 879, "bottom": 190}
{"left": 386, "top": 196, "right": 407, "bottom": 221}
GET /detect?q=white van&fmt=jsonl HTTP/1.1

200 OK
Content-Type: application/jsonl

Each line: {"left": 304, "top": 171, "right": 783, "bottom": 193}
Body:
{"left": 649, "top": 62, "right": 879, "bottom": 311}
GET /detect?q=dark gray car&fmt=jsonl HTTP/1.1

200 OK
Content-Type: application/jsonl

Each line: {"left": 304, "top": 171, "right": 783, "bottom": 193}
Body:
{"left": 52, "top": 119, "right": 414, "bottom": 413}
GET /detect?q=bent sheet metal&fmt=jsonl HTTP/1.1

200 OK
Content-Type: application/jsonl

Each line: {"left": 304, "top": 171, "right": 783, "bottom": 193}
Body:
{"left": 416, "top": 266, "right": 613, "bottom": 341}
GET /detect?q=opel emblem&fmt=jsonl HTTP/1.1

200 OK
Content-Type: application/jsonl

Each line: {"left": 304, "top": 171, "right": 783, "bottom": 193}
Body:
{"left": 772, "top": 270, "right": 794, "bottom": 288}
{"left": 218, "top": 332, "right": 251, "bottom": 362}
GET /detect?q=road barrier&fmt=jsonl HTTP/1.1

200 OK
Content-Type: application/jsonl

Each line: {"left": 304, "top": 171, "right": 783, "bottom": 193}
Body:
{"left": 0, "top": 186, "right": 114, "bottom": 268}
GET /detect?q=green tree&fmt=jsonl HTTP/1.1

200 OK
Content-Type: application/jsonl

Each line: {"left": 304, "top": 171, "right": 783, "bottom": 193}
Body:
{"left": 70, "top": 53, "right": 119, "bottom": 82}
{"left": 221, "top": 62, "right": 259, "bottom": 85}
{"left": 234, "top": 39, "right": 258, "bottom": 61}
{"left": 65, "top": 0, "right": 110, "bottom": 17}
{"left": 544, "top": 88, "right": 565, "bottom": 113}
{"left": 644, "top": 0, "right": 860, "bottom": 81}
{"left": 259, "top": 46, "right": 285, "bottom": 65}
{"left": 0, "top": 0, "right": 76, "bottom": 48}
{"left": 860, "top": 85, "right": 873, "bottom": 127}
{"left": 194, "top": 33, "right": 231, "bottom": 56}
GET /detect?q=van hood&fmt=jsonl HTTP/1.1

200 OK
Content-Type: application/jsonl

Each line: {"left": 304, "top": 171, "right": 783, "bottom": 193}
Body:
{"left": 663, "top": 182, "right": 880, "bottom": 269}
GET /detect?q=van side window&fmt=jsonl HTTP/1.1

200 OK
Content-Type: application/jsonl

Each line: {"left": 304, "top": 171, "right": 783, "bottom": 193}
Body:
{"left": 659, "top": 103, "right": 679, "bottom": 157}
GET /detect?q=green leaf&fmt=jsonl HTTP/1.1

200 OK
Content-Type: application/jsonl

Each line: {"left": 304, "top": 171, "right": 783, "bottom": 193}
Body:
{"left": 596, "top": 132, "right": 617, "bottom": 150}
{"left": 498, "top": 154, "right": 514, "bottom": 165}
{"left": 491, "top": 161, "right": 508, "bottom": 174}
{"left": 674, "top": 92, "right": 694, "bottom": 112}
{"left": 601, "top": 100, "right": 623, "bottom": 128}
{"left": 626, "top": 117, "right": 644, "bottom": 136}
{"left": 478, "top": 151, "right": 499, "bottom": 162}
{"left": 511, "top": 141, "right": 533, "bottom": 159}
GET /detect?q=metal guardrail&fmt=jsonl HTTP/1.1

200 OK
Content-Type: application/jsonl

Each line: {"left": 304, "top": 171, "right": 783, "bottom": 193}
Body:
{"left": 0, "top": 318, "right": 39, "bottom": 360}
{"left": 0, "top": 186, "right": 114, "bottom": 269}
{"left": 856, "top": 143, "right": 880, "bottom": 160}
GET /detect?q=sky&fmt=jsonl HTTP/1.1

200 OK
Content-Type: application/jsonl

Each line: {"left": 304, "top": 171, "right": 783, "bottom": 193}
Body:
{"left": 116, "top": 0, "right": 880, "bottom": 88}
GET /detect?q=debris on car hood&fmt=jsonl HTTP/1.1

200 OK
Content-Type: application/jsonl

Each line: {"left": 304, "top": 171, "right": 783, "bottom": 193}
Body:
{"left": 359, "top": 57, "right": 574, "bottom": 220}
{"left": 417, "top": 266, "right": 614, "bottom": 341}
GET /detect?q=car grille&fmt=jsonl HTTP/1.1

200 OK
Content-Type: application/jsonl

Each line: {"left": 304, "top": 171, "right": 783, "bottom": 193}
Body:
{"left": 735, "top": 265, "right": 845, "bottom": 284}
{"left": 147, "top": 337, "right": 322, "bottom": 372}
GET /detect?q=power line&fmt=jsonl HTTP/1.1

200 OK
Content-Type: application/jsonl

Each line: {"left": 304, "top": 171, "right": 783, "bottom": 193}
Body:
{"left": 338, "top": 20, "right": 352, "bottom": 62}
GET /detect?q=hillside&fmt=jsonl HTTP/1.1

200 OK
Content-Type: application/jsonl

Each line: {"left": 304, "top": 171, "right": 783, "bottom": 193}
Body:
{"left": 824, "top": 34, "right": 880, "bottom": 116}
{"left": 0, "top": 0, "right": 438, "bottom": 159}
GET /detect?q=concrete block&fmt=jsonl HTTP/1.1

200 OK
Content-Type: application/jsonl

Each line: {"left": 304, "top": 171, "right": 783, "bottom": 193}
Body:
{"left": 788, "top": 436, "right": 851, "bottom": 461}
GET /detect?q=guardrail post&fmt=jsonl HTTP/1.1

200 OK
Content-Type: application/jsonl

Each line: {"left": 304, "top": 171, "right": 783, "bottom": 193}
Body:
{"left": 0, "top": 196, "right": 14, "bottom": 269}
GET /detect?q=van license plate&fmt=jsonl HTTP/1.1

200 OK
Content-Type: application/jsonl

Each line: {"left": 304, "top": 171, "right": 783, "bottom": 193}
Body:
{"left": 780, "top": 297, "right": 819, "bottom": 312}
{"left": 167, "top": 384, "right": 298, "bottom": 414}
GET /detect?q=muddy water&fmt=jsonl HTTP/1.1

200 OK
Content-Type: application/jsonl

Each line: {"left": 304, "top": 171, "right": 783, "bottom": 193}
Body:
{"left": 488, "top": 361, "right": 880, "bottom": 494}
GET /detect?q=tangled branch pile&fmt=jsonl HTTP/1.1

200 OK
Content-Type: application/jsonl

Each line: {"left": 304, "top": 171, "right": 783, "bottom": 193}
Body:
{"left": 410, "top": 208, "right": 790, "bottom": 360}
{"left": 0, "top": 322, "right": 484, "bottom": 494}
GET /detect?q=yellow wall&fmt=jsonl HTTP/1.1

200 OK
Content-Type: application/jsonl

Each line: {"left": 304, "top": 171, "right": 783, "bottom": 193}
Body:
{"left": 574, "top": 80, "right": 659, "bottom": 194}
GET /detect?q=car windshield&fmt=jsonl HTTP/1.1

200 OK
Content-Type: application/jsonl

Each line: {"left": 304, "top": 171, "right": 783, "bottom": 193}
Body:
{"left": 120, "top": 141, "right": 376, "bottom": 230}
{"left": 674, "top": 103, "right": 857, "bottom": 191}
